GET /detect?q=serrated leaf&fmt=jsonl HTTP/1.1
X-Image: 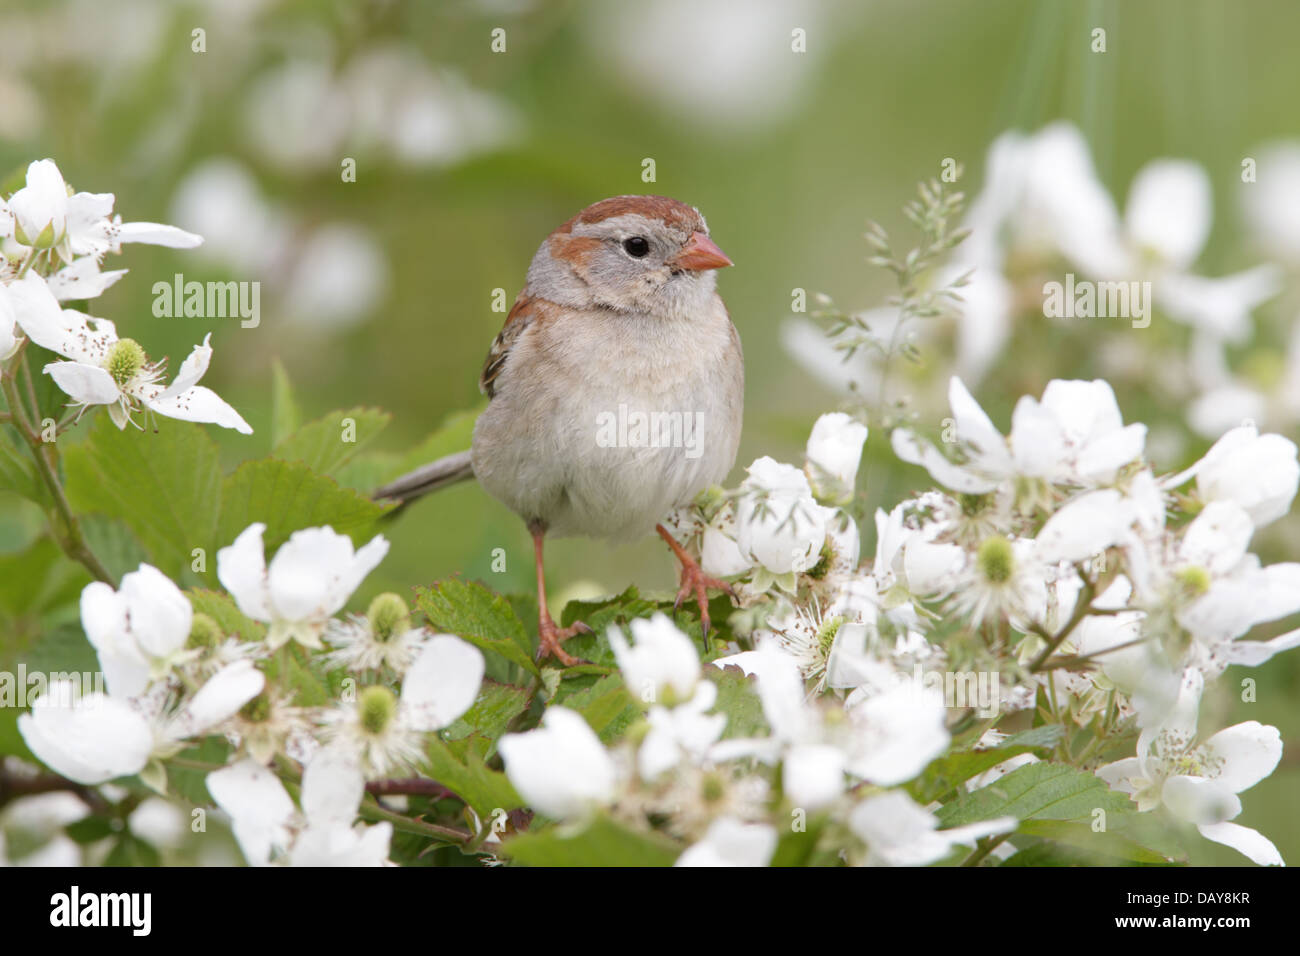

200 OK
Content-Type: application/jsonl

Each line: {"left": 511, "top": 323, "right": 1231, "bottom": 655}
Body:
{"left": 186, "top": 589, "right": 267, "bottom": 642}
{"left": 502, "top": 815, "right": 681, "bottom": 867}
{"left": 936, "top": 761, "right": 1133, "bottom": 828}
{"left": 415, "top": 579, "right": 539, "bottom": 678}
{"left": 707, "top": 668, "right": 771, "bottom": 740}
{"left": 557, "top": 586, "right": 661, "bottom": 666}
{"left": 911, "top": 725, "right": 1065, "bottom": 803}
{"left": 273, "top": 407, "right": 391, "bottom": 477}
{"left": 443, "top": 680, "right": 532, "bottom": 751}
{"left": 64, "top": 416, "right": 221, "bottom": 581}
{"left": 551, "top": 674, "right": 638, "bottom": 742}
{"left": 217, "top": 458, "right": 393, "bottom": 555}
{"left": 423, "top": 736, "right": 521, "bottom": 819}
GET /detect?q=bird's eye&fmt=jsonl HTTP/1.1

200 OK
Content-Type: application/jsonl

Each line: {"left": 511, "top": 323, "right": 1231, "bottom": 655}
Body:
{"left": 622, "top": 236, "right": 650, "bottom": 258}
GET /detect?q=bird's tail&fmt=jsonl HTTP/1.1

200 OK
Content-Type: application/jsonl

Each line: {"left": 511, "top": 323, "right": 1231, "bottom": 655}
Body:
{"left": 372, "top": 449, "right": 475, "bottom": 504}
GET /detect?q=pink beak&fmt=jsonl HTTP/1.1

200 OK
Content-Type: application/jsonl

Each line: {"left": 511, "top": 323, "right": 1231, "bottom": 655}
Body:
{"left": 670, "top": 231, "right": 733, "bottom": 271}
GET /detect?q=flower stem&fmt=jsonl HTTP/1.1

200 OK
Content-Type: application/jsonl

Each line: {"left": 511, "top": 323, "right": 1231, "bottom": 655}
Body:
{"left": 1, "top": 358, "right": 113, "bottom": 584}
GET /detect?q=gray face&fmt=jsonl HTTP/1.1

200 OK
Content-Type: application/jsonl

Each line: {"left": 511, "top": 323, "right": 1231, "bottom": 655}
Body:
{"left": 530, "top": 211, "right": 718, "bottom": 318}
{"left": 577, "top": 213, "right": 712, "bottom": 311}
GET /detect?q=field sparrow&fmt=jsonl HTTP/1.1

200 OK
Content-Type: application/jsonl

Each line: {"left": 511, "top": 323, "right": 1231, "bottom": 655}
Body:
{"left": 375, "top": 195, "right": 744, "bottom": 664}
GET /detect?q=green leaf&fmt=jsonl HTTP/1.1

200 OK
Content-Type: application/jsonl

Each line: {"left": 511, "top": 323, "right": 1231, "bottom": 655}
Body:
{"left": 273, "top": 407, "right": 391, "bottom": 477}
{"left": 770, "top": 814, "right": 831, "bottom": 867}
{"left": 0, "top": 535, "right": 87, "bottom": 623}
{"left": 502, "top": 815, "right": 681, "bottom": 867}
{"left": 187, "top": 589, "right": 267, "bottom": 642}
{"left": 911, "top": 725, "right": 1065, "bottom": 803}
{"left": 443, "top": 680, "right": 532, "bottom": 750}
{"left": 416, "top": 579, "right": 540, "bottom": 678}
{"left": 0, "top": 430, "right": 45, "bottom": 506}
{"left": 104, "top": 833, "right": 160, "bottom": 867}
{"left": 64, "top": 416, "right": 221, "bottom": 581}
{"left": 551, "top": 674, "right": 638, "bottom": 742}
{"left": 65, "top": 816, "right": 115, "bottom": 845}
{"left": 707, "top": 668, "right": 771, "bottom": 740}
{"left": 335, "top": 407, "right": 480, "bottom": 492}
{"left": 423, "top": 736, "right": 521, "bottom": 819}
{"left": 557, "top": 586, "right": 661, "bottom": 666}
{"left": 1012, "top": 819, "right": 1181, "bottom": 865}
{"left": 168, "top": 737, "right": 231, "bottom": 806}
{"left": 935, "top": 761, "right": 1133, "bottom": 829}
{"left": 217, "top": 458, "right": 393, "bottom": 555}
{"left": 270, "top": 358, "right": 301, "bottom": 448}
{"left": 80, "top": 515, "right": 152, "bottom": 583}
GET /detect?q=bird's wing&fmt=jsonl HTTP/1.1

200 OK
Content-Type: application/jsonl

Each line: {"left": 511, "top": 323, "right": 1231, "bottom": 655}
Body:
{"left": 479, "top": 294, "right": 543, "bottom": 398}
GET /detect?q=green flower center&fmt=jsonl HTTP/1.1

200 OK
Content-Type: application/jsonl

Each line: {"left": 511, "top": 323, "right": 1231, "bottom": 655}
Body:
{"left": 816, "top": 614, "right": 845, "bottom": 654}
{"left": 359, "top": 685, "right": 397, "bottom": 735}
{"left": 366, "top": 592, "right": 411, "bottom": 643}
{"left": 240, "top": 691, "right": 272, "bottom": 724}
{"left": 701, "top": 773, "right": 727, "bottom": 804}
{"left": 187, "top": 612, "right": 223, "bottom": 650}
{"left": 1175, "top": 566, "right": 1211, "bottom": 598}
{"left": 976, "top": 535, "right": 1015, "bottom": 584}
{"left": 105, "top": 338, "right": 146, "bottom": 387}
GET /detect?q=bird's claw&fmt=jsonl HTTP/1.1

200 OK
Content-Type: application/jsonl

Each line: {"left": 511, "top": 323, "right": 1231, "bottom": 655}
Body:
{"left": 536, "top": 616, "right": 592, "bottom": 667}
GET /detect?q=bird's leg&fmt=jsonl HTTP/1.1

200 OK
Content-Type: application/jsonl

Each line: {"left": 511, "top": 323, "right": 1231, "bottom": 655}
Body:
{"left": 655, "top": 523, "right": 736, "bottom": 640}
{"left": 530, "top": 521, "right": 591, "bottom": 666}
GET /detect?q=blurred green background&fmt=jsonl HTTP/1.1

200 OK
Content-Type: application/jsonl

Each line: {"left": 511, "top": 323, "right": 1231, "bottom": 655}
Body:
{"left": 2, "top": 0, "right": 1298, "bottom": 864}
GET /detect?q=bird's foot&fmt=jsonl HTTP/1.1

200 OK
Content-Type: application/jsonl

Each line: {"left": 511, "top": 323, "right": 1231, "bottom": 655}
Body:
{"left": 673, "top": 554, "right": 736, "bottom": 640}
{"left": 536, "top": 614, "right": 592, "bottom": 667}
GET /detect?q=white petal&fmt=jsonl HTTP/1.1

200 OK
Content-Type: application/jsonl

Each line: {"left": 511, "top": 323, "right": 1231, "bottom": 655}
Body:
{"left": 1199, "top": 721, "right": 1282, "bottom": 794}
{"left": 674, "top": 818, "right": 776, "bottom": 867}
{"left": 1125, "top": 160, "right": 1212, "bottom": 269}
{"left": 1077, "top": 423, "right": 1147, "bottom": 481}
{"left": 79, "top": 580, "right": 150, "bottom": 698}
{"left": 216, "top": 523, "right": 273, "bottom": 622}
{"left": 1161, "top": 775, "right": 1241, "bottom": 825}
{"left": 119, "top": 564, "right": 192, "bottom": 659}
{"left": 116, "top": 221, "right": 204, "bottom": 248}
{"left": 401, "top": 634, "right": 485, "bottom": 731}
{"left": 46, "top": 257, "right": 128, "bottom": 301}
{"left": 1225, "top": 628, "right": 1300, "bottom": 667}
{"left": 157, "top": 335, "right": 212, "bottom": 400}
{"left": 266, "top": 528, "right": 388, "bottom": 621}
{"left": 1009, "top": 396, "right": 1066, "bottom": 478}
{"left": 18, "top": 682, "right": 153, "bottom": 784}
{"left": 499, "top": 707, "right": 617, "bottom": 820}
{"left": 301, "top": 746, "right": 364, "bottom": 827}
{"left": 1036, "top": 489, "right": 1127, "bottom": 563}
{"left": 890, "top": 429, "right": 999, "bottom": 494}
{"left": 142, "top": 384, "right": 253, "bottom": 434}
{"left": 169, "top": 660, "right": 264, "bottom": 739}
{"left": 1180, "top": 501, "right": 1253, "bottom": 575}
{"left": 949, "top": 376, "right": 1010, "bottom": 468}
{"left": 206, "top": 759, "right": 294, "bottom": 865}
{"left": 784, "top": 744, "right": 845, "bottom": 810}
{"left": 1196, "top": 821, "right": 1284, "bottom": 866}
{"left": 44, "top": 361, "right": 121, "bottom": 406}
